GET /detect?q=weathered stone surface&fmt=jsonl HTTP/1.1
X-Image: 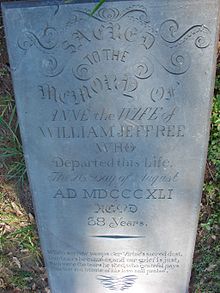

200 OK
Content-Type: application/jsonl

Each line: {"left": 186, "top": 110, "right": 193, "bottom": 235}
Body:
{"left": 2, "top": 0, "right": 220, "bottom": 292}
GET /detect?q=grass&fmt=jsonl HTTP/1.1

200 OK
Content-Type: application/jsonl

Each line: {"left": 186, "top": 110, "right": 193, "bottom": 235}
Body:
{"left": 190, "top": 69, "right": 220, "bottom": 292}
{"left": 0, "top": 185, "right": 44, "bottom": 291}
{"left": 208, "top": 69, "right": 220, "bottom": 179}
{"left": 90, "top": 0, "right": 106, "bottom": 15}
{"left": 64, "top": 0, "right": 106, "bottom": 15}
{"left": 9, "top": 270, "right": 34, "bottom": 290}
{"left": 0, "top": 93, "right": 26, "bottom": 185}
{"left": 0, "top": 188, "right": 41, "bottom": 257}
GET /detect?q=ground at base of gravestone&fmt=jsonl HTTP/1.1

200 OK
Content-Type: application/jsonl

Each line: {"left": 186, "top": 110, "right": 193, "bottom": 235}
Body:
{"left": 0, "top": 2, "right": 220, "bottom": 293}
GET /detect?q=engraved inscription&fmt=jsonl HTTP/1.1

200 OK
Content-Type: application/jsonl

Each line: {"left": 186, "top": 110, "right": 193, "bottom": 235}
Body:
{"left": 5, "top": 1, "right": 218, "bottom": 290}
{"left": 47, "top": 250, "right": 183, "bottom": 275}
{"left": 17, "top": 7, "right": 211, "bottom": 82}
{"left": 52, "top": 188, "right": 174, "bottom": 200}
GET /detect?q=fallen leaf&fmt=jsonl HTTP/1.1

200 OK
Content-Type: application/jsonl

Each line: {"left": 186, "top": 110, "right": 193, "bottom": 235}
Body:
{"left": 0, "top": 278, "right": 6, "bottom": 288}
{"left": 12, "top": 289, "right": 22, "bottom": 293}
{"left": 12, "top": 256, "right": 21, "bottom": 269}
{"left": 206, "top": 264, "right": 217, "bottom": 272}
{"left": 11, "top": 202, "right": 23, "bottom": 216}
{"left": 28, "top": 213, "right": 35, "bottom": 222}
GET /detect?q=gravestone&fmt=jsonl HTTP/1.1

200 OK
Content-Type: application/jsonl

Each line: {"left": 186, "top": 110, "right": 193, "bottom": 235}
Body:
{"left": 2, "top": 0, "right": 220, "bottom": 292}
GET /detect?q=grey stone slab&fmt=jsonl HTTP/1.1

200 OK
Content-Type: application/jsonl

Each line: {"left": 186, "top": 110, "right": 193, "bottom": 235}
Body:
{"left": 2, "top": 0, "right": 220, "bottom": 292}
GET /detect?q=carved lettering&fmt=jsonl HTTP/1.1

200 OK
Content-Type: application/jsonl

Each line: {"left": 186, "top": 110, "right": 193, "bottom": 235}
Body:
{"left": 53, "top": 188, "right": 174, "bottom": 200}
{"left": 39, "top": 124, "right": 186, "bottom": 139}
